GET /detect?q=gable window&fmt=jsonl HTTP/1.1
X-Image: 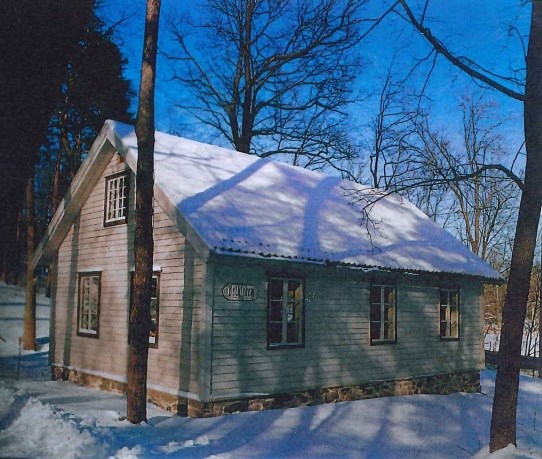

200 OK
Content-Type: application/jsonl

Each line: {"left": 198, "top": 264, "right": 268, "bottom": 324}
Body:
{"left": 77, "top": 273, "right": 101, "bottom": 337}
{"left": 370, "top": 285, "right": 396, "bottom": 344}
{"left": 104, "top": 172, "right": 129, "bottom": 226}
{"left": 130, "top": 272, "right": 160, "bottom": 347}
{"left": 440, "top": 289, "right": 459, "bottom": 339}
{"left": 267, "top": 278, "right": 304, "bottom": 348}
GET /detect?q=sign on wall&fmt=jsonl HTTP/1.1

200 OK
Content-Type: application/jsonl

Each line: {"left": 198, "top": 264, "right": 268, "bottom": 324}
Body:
{"left": 222, "top": 284, "right": 258, "bottom": 301}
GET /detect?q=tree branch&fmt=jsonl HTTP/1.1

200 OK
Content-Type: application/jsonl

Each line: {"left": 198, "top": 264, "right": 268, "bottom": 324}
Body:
{"left": 396, "top": 0, "right": 525, "bottom": 101}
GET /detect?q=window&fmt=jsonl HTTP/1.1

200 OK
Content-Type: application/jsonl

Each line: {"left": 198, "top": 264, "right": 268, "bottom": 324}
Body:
{"left": 267, "top": 278, "right": 304, "bottom": 348}
{"left": 370, "top": 285, "right": 396, "bottom": 344}
{"left": 77, "top": 273, "right": 101, "bottom": 337}
{"left": 440, "top": 289, "right": 459, "bottom": 339}
{"left": 130, "top": 272, "right": 160, "bottom": 347}
{"left": 149, "top": 274, "right": 160, "bottom": 346}
{"left": 104, "top": 172, "right": 129, "bottom": 226}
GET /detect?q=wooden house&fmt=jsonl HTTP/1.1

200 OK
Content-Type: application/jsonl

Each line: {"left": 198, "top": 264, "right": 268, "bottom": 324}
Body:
{"left": 34, "top": 120, "right": 501, "bottom": 417}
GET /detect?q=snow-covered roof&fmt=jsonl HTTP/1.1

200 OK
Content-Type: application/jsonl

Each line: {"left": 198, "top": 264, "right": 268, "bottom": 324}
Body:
{"left": 112, "top": 120, "right": 499, "bottom": 280}
{"left": 34, "top": 120, "right": 501, "bottom": 281}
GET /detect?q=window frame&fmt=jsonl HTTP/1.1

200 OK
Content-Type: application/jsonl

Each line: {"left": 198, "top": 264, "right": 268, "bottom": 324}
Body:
{"left": 439, "top": 288, "right": 460, "bottom": 340}
{"left": 369, "top": 284, "right": 397, "bottom": 345}
{"left": 129, "top": 271, "right": 160, "bottom": 348}
{"left": 266, "top": 277, "right": 305, "bottom": 350}
{"left": 103, "top": 171, "right": 130, "bottom": 227}
{"left": 76, "top": 272, "right": 101, "bottom": 338}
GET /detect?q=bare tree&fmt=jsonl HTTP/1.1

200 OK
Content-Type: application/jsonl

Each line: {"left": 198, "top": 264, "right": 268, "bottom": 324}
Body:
{"left": 394, "top": 0, "right": 542, "bottom": 451}
{"left": 127, "top": 0, "right": 161, "bottom": 424}
{"left": 366, "top": 65, "right": 421, "bottom": 190}
{"left": 167, "top": 0, "right": 390, "bottom": 171}
{"left": 414, "top": 98, "right": 518, "bottom": 266}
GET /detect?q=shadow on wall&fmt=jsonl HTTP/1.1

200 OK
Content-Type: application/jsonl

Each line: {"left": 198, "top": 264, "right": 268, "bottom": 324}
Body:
{"left": 178, "top": 241, "right": 195, "bottom": 395}
{"left": 202, "top": 164, "right": 483, "bottom": 416}
{"left": 62, "top": 209, "right": 80, "bottom": 369}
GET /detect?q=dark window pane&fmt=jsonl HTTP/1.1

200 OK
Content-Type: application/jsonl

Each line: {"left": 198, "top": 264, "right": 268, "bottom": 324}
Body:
{"left": 150, "top": 298, "right": 158, "bottom": 320}
{"left": 440, "top": 305, "right": 447, "bottom": 322}
{"left": 440, "top": 321, "right": 448, "bottom": 337}
{"left": 151, "top": 277, "right": 158, "bottom": 298}
{"left": 269, "top": 280, "right": 283, "bottom": 301}
{"left": 370, "top": 286, "right": 381, "bottom": 304}
{"left": 371, "top": 321, "right": 381, "bottom": 340}
{"left": 268, "top": 322, "right": 282, "bottom": 344}
{"left": 370, "top": 303, "right": 381, "bottom": 322}
{"left": 287, "top": 321, "right": 299, "bottom": 343}
{"left": 440, "top": 289, "right": 448, "bottom": 305}
{"left": 269, "top": 301, "right": 282, "bottom": 321}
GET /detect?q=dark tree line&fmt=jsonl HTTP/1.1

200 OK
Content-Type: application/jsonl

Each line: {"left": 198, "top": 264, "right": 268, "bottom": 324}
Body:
{"left": 0, "top": 1, "right": 133, "bottom": 285}
{"left": 0, "top": 0, "right": 93, "bottom": 282}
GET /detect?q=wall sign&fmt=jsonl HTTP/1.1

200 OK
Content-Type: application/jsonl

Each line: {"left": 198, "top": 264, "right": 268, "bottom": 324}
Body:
{"left": 222, "top": 284, "right": 258, "bottom": 301}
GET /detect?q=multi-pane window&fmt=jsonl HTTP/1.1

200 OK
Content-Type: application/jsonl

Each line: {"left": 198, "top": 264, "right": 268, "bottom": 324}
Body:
{"left": 267, "top": 278, "right": 304, "bottom": 347}
{"left": 130, "top": 272, "right": 160, "bottom": 347}
{"left": 149, "top": 274, "right": 160, "bottom": 346}
{"left": 104, "top": 172, "right": 128, "bottom": 225}
{"left": 370, "top": 285, "right": 396, "bottom": 344}
{"left": 77, "top": 273, "right": 100, "bottom": 337}
{"left": 440, "top": 289, "right": 459, "bottom": 339}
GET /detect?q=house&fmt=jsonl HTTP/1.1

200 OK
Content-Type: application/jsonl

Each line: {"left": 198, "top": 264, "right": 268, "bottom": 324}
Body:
{"left": 34, "top": 120, "right": 501, "bottom": 417}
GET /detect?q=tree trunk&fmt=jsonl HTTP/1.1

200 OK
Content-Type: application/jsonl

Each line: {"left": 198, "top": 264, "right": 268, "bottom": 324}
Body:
{"left": 126, "top": 0, "right": 161, "bottom": 425}
{"left": 22, "top": 175, "right": 36, "bottom": 350}
{"left": 490, "top": 2, "right": 542, "bottom": 451}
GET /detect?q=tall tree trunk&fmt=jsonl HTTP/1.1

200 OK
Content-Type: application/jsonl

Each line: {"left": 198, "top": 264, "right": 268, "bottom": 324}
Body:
{"left": 126, "top": 0, "right": 161, "bottom": 425}
{"left": 22, "top": 175, "right": 36, "bottom": 350}
{"left": 490, "top": 2, "right": 542, "bottom": 451}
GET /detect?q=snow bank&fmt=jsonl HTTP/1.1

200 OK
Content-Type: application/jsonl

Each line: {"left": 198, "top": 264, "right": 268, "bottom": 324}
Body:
{"left": 474, "top": 444, "right": 542, "bottom": 459}
{"left": 0, "top": 383, "right": 103, "bottom": 459}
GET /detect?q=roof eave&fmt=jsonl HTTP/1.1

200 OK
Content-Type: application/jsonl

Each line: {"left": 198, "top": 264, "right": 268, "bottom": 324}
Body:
{"left": 33, "top": 124, "right": 118, "bottom": 268}
{"left": 33, "top": 120, "right": 213, "bottom": 268}
{"left": 209, "top": 248, "right": 503, "bottom": 284}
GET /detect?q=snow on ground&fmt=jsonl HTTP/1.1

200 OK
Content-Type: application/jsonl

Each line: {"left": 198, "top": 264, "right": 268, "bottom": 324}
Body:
{"left": 0, "top": 281, "right": 541, "bottom": 458}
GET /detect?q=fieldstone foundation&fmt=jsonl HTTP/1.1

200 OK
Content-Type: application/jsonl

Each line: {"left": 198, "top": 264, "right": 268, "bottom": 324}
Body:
{"left": 52, "top": 366, "right": 188, "bottom": 415}
{"left": 52, "top": 365, "right": 480, "bottom": 418}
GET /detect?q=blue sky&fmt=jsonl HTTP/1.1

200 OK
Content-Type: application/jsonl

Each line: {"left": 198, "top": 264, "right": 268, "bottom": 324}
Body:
{"left": 100, "top": 0, "right": 530, "bottom": 170}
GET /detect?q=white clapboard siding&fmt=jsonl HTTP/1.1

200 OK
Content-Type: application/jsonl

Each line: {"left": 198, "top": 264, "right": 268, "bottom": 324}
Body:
{"left": 209, "top": 260, "right": 484, "bottom": 398}
{"left": 53, "top": 153, "right": 206, "bottom": 395}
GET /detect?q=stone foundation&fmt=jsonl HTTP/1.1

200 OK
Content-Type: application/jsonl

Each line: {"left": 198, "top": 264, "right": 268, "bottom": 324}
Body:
{"left": 52, "top": 366, "right": 188, "bottom": 414}
{"left": 52, "top": 365, "right": 480, "bottom": 418}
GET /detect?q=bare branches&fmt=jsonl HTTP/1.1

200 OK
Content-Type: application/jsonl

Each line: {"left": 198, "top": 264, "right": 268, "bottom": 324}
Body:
{"left": 166, "top": 0, "right": 385, "bottom": 170}
{"left": 353, "top": 96, "right": 520, "bottom": 269}
{"left": 395, "top": 0, "right": 525, "bottom": 101}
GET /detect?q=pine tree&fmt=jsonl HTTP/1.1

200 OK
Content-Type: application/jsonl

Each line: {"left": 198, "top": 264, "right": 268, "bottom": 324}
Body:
{"left": 127, "top": 0, "right": 161, "bottom": 424}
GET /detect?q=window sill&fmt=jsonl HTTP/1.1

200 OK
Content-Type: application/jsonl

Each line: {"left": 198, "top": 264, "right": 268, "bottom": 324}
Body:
{"left": 439, "top": 336, "right": 460, "bottom": 341}
{"left": 76, "top": 330, "right": 99, "bottom": 339}
{"left": 266, "top": 343, "right": 305, "bottom": 350}
{"left": 370, "top": 339, "right": 397, "bottom": 346}
{"left": 103, "top": 218, "right": 128, "bottom": 228}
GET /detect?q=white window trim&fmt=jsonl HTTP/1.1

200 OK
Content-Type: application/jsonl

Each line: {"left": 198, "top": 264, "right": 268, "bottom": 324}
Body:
{"left": 104, "top": 172, "right": 128, "bottom": 225}
{"left": 440, "top": 288, "right": 460, "bottom": 339}
{"left": 77, "top": 272, "right": 101, "bottom": 338}
{"left": 267, "top": 277, "right": 304, "bottom": 348}
{"left": 370, "top": 284, "right": 396, "bottom": 344}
